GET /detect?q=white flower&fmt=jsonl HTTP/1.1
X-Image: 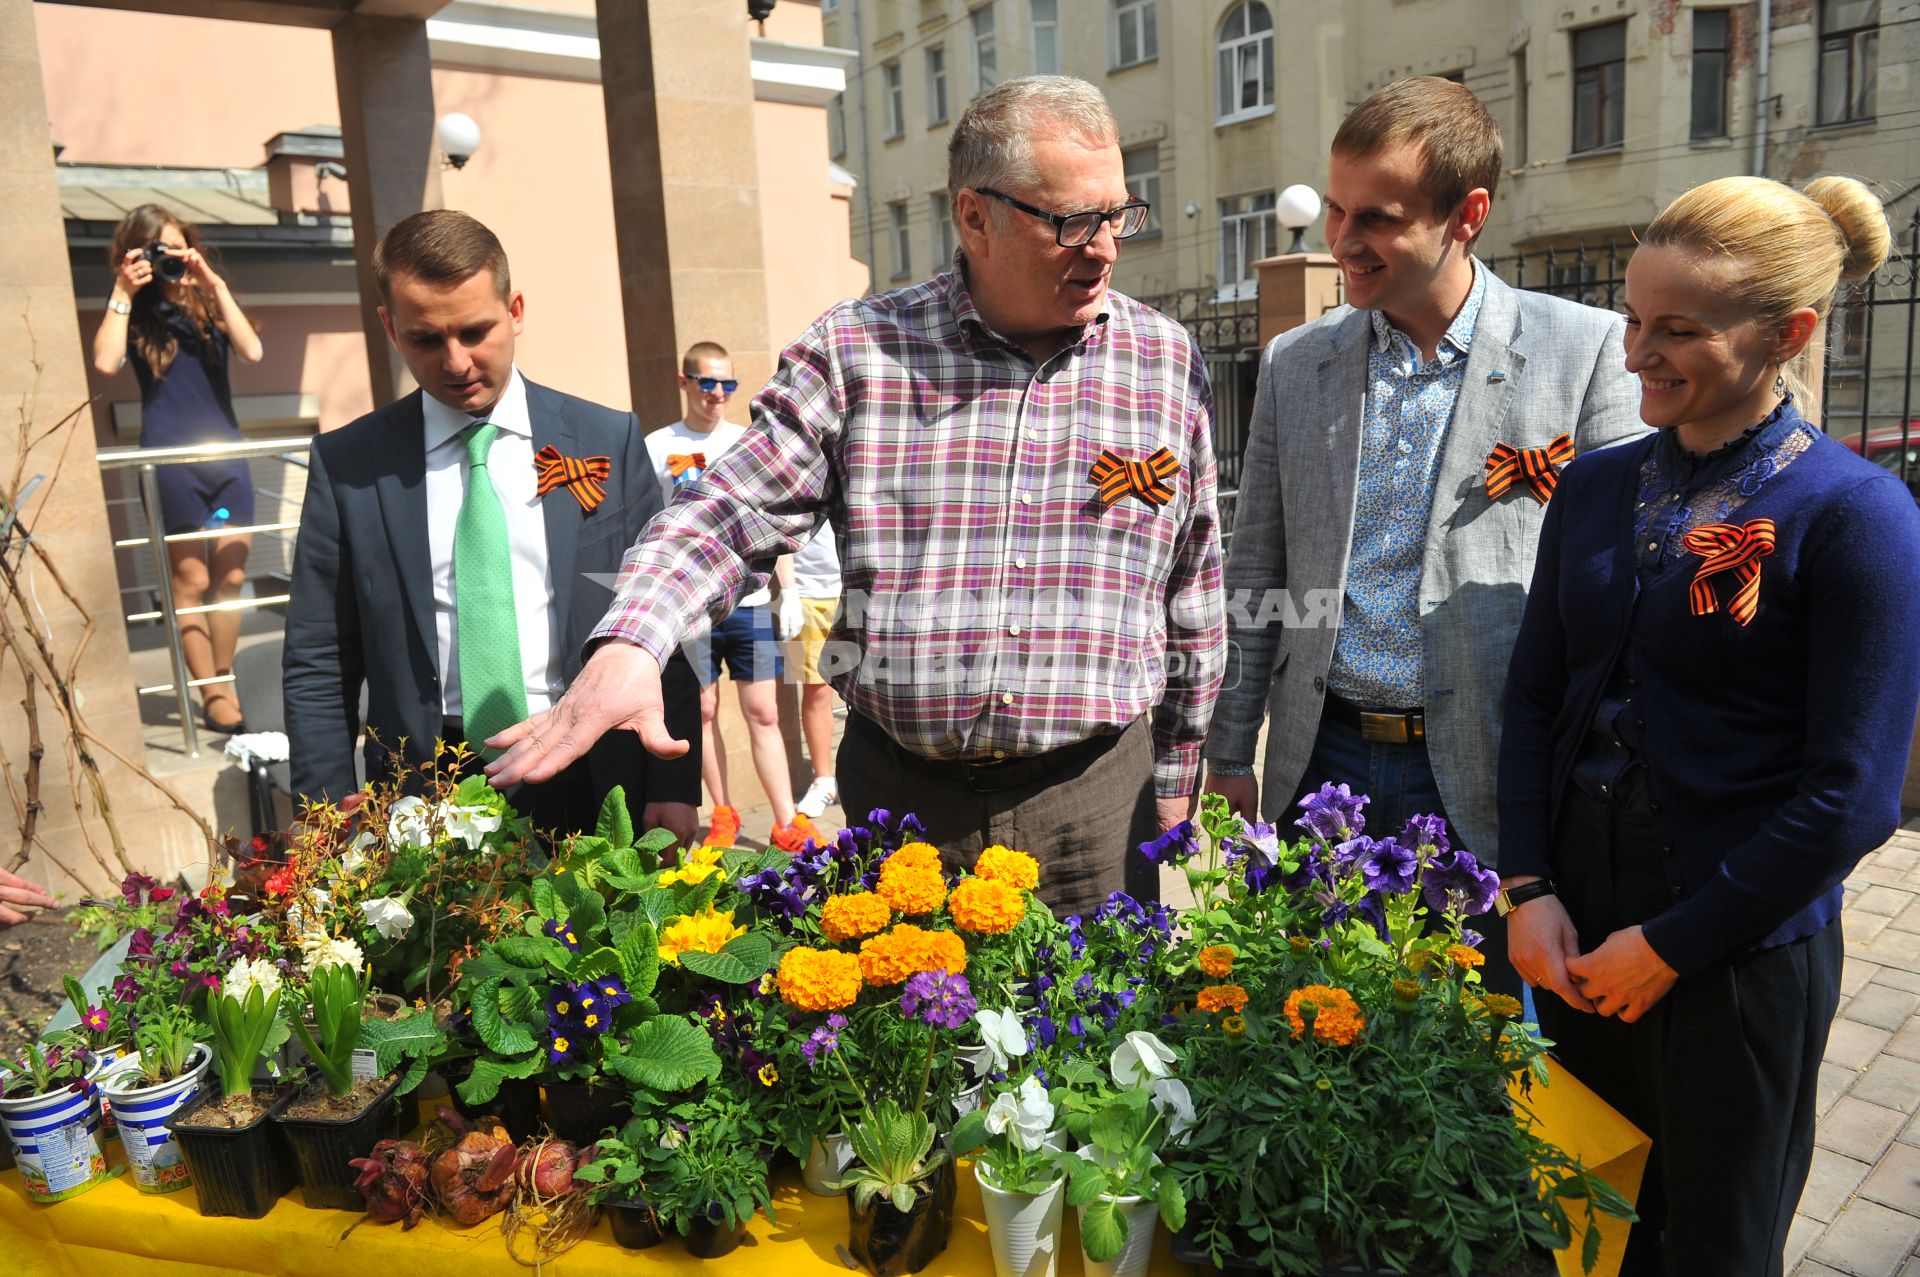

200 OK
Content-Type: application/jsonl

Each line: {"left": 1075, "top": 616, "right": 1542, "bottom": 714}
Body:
{"left": 440, "top": 802, "right": 502, "bottom": 850}
{"left": 283, "top": 888, "right": 331, "bottom": 938}
{"left": 1147, "top": 1077, "right": 1195, "bottom": 1143}
{"left": 222, "top": 957, "right": 282, "bottom": 1003}
{"left": 300, "top": 935, "right": 364, "bottom": 975}
{"left": 1010, "top": 1075, "right": 1054, "bottom": 1151}
{"left": 360, "top": 896, "right": 414, "bottom": 941}
{"left": 387, "top": 796, "right": 433, "bottom": 849}
{"left": 966, "top": 1006, "right": 1029, "bottom": 1078}
{"left": 1110, "top": 1030, "right": 1177, "bottom": 1088}
{"left": 983, "top": 1089, "right": 1019, "bottom": 1138}
{"left": 339, "top": 831, "right": 377, "bottom": 875}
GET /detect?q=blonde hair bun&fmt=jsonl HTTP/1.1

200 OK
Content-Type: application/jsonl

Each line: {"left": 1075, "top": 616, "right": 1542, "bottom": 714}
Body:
{"left": 1801, "top": 176, "right": 1891, "bottom": 283}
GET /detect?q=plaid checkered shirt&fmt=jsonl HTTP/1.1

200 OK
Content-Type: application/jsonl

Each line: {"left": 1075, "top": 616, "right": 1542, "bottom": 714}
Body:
{"left": 592, "top": 262, "right": 1227, "bottom": 797}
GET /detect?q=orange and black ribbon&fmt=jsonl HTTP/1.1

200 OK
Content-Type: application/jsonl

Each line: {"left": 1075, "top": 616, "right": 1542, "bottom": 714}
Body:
{"left": 534, "top": 445, "right": 611, "bottom": 513}
{"left": 665, "top": 452, "right": 706, "bottom": 482}
{"left": 1485, "top": 433, "right": 1575, "bottom": 504}
{"left": 1089, "top": 447, "right": 1179, "bottom": 510}
{"left": 1682, "top": 518, "right": 1776, "bottom": 627}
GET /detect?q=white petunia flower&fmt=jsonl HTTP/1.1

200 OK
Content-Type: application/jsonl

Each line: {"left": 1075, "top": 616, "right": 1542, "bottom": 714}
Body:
{"left": 1110, "top": 1030, "right": 1177, "bottom": 1088}
{"left": 387, "top": 796, "right": 433, "bottom": 849}
{"left": 222, "top": 957, "right": 283, "bottom": 1003}
{"left": 339, "top": 830, "right": 377, "bottom": 875}
{"left": 300, "top": 935, "right": 365, "bottom": 975}
{"left": 966, "top": 1006, "right": 1030, "bottom": 1079}
{"left": 1147, "top": 1077, "right": 1195, "bottom": 1143}
{"left": 439, "top": 803, "right": 502, "bottom": 850}
{"left": 360, "top": 896, "right": 414, "bottom": 941}
{"left": 1010, "top": 1075, "right": 1054, "bottom": 1152}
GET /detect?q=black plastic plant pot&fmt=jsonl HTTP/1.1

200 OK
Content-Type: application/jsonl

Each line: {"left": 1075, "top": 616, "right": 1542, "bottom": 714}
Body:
{"left": 165, "top": 1086, "right": 297, "bottom": 1219}
{"left": 449, "top": 1070, "right": 540, "bottom": 1145}
{"left": 606, "top": 1197, "right": 667, "bottom": 1250}
{"left": 271, "top": 1075, "right": 403, "bottom": 1211}
{"left": 845, "top": 1157, "right": 956, "bottom": 1277}
{"left": 543, "top": 1079, "right": 628, "bottom": 1144}
{"left": 683, "top": 1204, "right": 748, "bottom": 1259}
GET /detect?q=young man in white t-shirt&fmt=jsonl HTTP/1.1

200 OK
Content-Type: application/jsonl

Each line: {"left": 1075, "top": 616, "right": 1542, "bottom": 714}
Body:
{"left": 788, "top": 519, "right": 843, "bottom": 819}
{"left": 643, "top": 341, "right": 811, "bottom": 852}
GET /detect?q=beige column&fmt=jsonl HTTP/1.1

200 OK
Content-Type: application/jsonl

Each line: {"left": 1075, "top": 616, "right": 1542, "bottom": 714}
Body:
{"left": 596, "top": 0, "right": 775, "bottom": 428}
{"left": 333, "top": 13, "right": 443, "bottom": 407}
{"left": 1256, "top": 253, "right": 1343, "bottom": 344}
{"left": 0, "top": 0, "right": 195, "bottom": 892}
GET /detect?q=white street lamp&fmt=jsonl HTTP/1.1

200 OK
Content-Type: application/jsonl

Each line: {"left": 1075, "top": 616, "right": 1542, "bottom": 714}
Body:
{"left": 1276, "top": 183, "right": 1322, "bottom": 254}
{"left": 435, "top": 113, "right": 483, "bottom": 170}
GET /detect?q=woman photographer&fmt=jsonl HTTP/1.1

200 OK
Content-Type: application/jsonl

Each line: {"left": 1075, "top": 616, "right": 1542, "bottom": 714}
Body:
{"left": 1499, "top": 174, "right": 1920, "bottom": 1272}
{"left": 93, "top": 203, "right": 264, "bottom": 734}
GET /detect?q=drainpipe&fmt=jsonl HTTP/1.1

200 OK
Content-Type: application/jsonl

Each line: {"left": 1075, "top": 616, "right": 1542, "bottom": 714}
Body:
{"left": 849, "top": 0, "right": 877, "bottom": 291}
{"left": 1752, "top": 0, "right": 1771, "bottom": 176}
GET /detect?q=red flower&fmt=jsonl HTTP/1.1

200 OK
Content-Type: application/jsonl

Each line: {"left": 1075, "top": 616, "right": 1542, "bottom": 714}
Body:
{"left": 148, "top": 887, "right": 176, "bottom": 904}
{"left": 262, "top": 866, "right": 296, "bottom": 897}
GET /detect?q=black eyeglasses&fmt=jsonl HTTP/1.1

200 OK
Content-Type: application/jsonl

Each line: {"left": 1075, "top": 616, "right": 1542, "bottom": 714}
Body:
{"left": 975, "top": 188, "right": 1152, "bottom": 247}
{"left": 691, "top": 376, "right": 739, "bottom": 394}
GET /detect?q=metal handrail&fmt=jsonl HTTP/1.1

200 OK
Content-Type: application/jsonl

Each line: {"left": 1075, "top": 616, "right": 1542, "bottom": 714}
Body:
{"left": 98, "top": 434, "right": 315, "bottom": 758}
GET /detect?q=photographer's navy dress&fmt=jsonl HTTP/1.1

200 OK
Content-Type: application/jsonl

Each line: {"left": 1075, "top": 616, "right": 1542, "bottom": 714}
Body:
{"left": 131, "top": 302, "right": 254, "bottom": 535}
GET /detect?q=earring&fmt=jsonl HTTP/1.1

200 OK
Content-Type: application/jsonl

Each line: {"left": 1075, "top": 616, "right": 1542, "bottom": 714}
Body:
{"left": 1774, "top": 372, "right": 1787, "bottom": 396}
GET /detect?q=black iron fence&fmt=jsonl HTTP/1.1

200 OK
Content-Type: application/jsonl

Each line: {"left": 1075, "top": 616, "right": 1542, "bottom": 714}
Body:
{"left": 1133, "top": 287, "right": 1263, "bottom": 494}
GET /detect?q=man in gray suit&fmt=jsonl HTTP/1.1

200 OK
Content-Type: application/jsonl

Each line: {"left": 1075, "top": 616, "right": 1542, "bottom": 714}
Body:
{"left": 283, "top": 211, "right": 701, "bottom": 842}
{"left": 1204, "top": 78, "right": 1642, "bottom": 991}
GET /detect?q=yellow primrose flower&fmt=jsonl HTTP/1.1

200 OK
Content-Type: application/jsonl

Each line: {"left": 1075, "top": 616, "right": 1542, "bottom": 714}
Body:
{"left": 659, "top": 844, "right": 728, "bottom": 887}
{"left": 657, "top": 905, "right": 746, "bottom": 965}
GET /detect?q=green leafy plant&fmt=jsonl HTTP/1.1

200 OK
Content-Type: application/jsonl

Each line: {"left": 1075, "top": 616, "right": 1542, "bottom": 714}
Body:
{"left": 572, "top": 1130, "right": 651, "bottom": 1206}
{"left": 207, "top": 959, "right": 288, "bottom": 1099}
{"left": 837, "top": 1098, "right": 943, "bottom": 1213}
{"left": 0, "top": 1031, "right": 91, "bottom": 1099}
{"left": 293, "top": 958, "right": 369, "bottom": 1098}
{"left": 620, "top": 1086, "right": 776, "bottom": 1234}
{"left": 1055, "top": 1056, "right": 1188, "bottom": 1263}
{"left": 130, "top": 1001, "right": 204, "bottom": 1086}
{"left": 949, "top": 1074, "right": 1070, "bottom": 1196}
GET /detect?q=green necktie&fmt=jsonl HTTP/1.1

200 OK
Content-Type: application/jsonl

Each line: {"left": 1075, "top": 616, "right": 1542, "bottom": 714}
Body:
{"left": 454, "top": 421, "right": 527, "bottom": 751}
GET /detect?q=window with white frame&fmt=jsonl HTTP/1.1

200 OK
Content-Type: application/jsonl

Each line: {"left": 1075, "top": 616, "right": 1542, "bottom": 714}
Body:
{"left": 1030, "top": 0, "right": 1059, "bottom": 75}
{"left": 930, "top": 192, "right": 956, "bottom": 267}
{"left": 927, "top": 46, "right": 950, "bottom": 125}
{"left": 1111, "top": 0, "right": 1157, "bottom": 69}
{"left": 1215, "top": 2, "right": 1274, "bottom": 123}
{"left": 1817, "top": 0, "right": 1879, "bottom": 126}
{"left": 972, "top": 6, "right": 999, "bottom": 96}
{"left": 1123, "top": 145, "right": 1162, "bottom": 237}
{"left": 829, "top": 92, "right": 847, "bottom": 159}
{"left": 883, "top": 61, "right": 905, "bottom": 139}
{"left": 889, "top": 202, "right": 911, "bottom": 279}
{"left": 1219, "top": 190, "right": 1277, "bottom": 296}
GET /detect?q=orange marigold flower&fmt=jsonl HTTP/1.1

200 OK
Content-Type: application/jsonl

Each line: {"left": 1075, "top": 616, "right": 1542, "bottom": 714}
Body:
{"left": 775, "top": 947, "right": 863, "bottom": 1011}
{"left": 858, "top": 925, "right": 967, "bottom": 986}
{"left": 1447, "top": 944, "right": 1486, "bottom": 971}
{"left": 949, "top": 877, "right": 1024, "bottom": 934}
{"left": 1196, "top": 945, "right": 1237, "bottom": 979}
{"left": 877, "top": 861, "right": 947, "bottom": 916}
{"left": 888, "top": 842, "right": 942, "bottom": 871}
{"left": 1482, "top": 993, "right": 1524, "bottom": 1019}
{"left": 820, "top": 892, "right": 892, "bottom": 943}
{"left": 1287, "top": 935, "right": 1313, "bottom": 955}
{"left": 1283, "top": 984, "right": 1366, "bottom": 1046}
{"left": 1221, "top": 1014, "right": 1247, "bottom": 1039}
{"left": 1195, "top": 983, "right": 1250, "bottom": 1014}
{"left": 973, "top": 845, "right": 1039, "bottom": 891}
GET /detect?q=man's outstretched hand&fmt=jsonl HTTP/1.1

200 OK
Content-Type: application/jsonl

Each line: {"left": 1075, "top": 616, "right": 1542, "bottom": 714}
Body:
{"left": 485, "top": 641, "right": 689, "bottom": 786}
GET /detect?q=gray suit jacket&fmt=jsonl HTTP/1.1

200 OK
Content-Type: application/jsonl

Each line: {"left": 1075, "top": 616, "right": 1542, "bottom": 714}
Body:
{"left": 1207, "top": 268, "right": 1645, "bottom": 863}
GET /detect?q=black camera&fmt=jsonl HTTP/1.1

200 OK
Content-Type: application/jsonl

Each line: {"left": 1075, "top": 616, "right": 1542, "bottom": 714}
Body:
{"left": 143, "top": 242, "right": 188, "bottom": 284}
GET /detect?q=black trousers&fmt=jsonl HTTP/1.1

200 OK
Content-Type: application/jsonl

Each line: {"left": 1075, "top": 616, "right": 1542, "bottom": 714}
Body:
{"left": 838, "top": 715, "right": 1160, "bottom": 919}
{"left": 1537, "top": 789, "right": 1842, "bottom": 1276}
{"left": 445, "top": 716, "right": 601, "bottom": 840}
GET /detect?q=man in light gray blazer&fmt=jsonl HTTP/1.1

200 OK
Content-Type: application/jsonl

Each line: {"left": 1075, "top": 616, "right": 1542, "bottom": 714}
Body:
{"left": 1204, "top": 79, "right": 1643, "bottom": 992}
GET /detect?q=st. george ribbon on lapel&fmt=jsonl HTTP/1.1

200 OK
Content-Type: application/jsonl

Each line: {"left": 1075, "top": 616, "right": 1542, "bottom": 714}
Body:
{"left": 535, "top": 445, "right": 612, "bottom": 513}
{"left": 1484, "top": 433, "right": 1575, "bottom": 505}
{"left": 1089, "top": 447, "right": 1179, "bottom": 510}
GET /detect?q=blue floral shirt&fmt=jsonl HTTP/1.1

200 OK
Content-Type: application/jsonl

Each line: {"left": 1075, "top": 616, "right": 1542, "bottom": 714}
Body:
{"left": 1327, "top": 262, "right": 1488, "bottom": 708}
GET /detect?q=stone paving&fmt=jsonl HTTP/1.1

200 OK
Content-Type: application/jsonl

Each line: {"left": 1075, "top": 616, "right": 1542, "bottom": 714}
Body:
{"left": 1791, "top": 826, "right": 1920, "bottom": 1277}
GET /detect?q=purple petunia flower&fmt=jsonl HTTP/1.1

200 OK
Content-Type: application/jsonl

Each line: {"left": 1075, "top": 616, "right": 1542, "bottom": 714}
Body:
{"left": 1296, "top": 782, "right": 1367, "bottom": 843}
{"left": 1331, "top": 835, "right": 1375, "bottom": 869}
{"left": 899, "top": 970, "right": 977, "bottom": 1030}
{"left": 126, "top": 928, "right": 153, "bottom": 959}
{"left": 120, "top": 871, "right": 157, "bottom": 906}
{"left": 1422, "top": 848, "right": 1501, "bottom": 917}
{"left": 110, "top": 974, "right": 139, "bottom": 1003}
{"left": 1138, "top": 821, "right": 1199, "bottom": 866}
{"left": 1401, "top": 813, "right": 1450, "bottom": 856}
{"left": 1359, "top": 837, "right": 1418, "bottom": 895}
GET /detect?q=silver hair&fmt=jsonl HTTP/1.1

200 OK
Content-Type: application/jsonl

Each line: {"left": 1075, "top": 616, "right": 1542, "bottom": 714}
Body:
{"left": 947, "top": 76, "right": 1118, "bottom": 225}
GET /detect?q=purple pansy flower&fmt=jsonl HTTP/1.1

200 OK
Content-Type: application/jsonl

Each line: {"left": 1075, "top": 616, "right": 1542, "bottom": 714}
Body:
{"left": 1138, "top": 821, "right": 1199, "bottom": 866}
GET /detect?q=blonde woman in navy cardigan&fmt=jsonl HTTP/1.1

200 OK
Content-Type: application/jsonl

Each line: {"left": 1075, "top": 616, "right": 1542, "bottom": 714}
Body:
{"left": 1498, "top": 175, "right": 1920, "bottom": 1275}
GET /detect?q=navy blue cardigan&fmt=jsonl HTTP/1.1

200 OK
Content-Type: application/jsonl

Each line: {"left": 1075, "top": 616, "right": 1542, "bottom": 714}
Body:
{"left": 1499, "top": 412, "right": 1920, "bottom": 976}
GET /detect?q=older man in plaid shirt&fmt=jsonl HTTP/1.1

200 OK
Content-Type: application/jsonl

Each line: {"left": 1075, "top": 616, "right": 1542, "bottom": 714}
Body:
{"left": 488, "top": 76, "right": 1225, "bottom": 916}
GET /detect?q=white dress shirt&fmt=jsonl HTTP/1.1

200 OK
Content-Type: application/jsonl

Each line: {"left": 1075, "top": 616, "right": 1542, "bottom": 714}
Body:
{"left": 422, "top": 368, "right": 561, "bottom": 720}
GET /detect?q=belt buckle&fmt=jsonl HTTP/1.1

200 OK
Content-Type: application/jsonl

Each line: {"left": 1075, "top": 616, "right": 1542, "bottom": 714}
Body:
{"left": 1358, "top": 712, "right": 1411, "bottom": 745}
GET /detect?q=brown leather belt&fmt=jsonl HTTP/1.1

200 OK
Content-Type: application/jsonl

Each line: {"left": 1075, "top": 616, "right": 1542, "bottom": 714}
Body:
{"left": 1324, "top": 694, "right": 1426, "bottom": 745}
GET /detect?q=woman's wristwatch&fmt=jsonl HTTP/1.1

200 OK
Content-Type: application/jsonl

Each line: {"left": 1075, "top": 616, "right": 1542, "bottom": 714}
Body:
{"left": 107, "top": 299, "right": 131, "bottom": 315}
{"left": 1494, "top": 879, "right": 1556, "bottom": 916}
